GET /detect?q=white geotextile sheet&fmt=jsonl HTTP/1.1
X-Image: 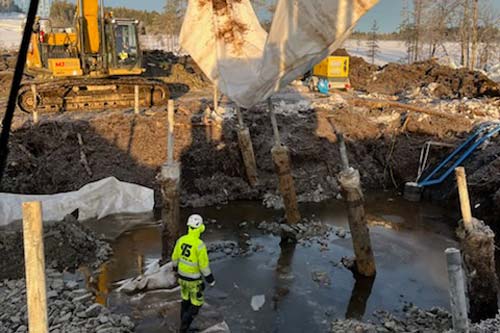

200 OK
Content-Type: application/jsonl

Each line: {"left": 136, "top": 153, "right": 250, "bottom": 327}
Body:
{"left": 0, "top": 177, "right": 154, "bottom": 226}
{"left": 180, "top": 0, "right": 379, "bottom": 108}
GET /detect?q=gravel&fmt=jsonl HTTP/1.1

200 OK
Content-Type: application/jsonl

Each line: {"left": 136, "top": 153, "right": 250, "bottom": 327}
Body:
{"left": 0, "top": 269, "right": 134, "bottom": 333}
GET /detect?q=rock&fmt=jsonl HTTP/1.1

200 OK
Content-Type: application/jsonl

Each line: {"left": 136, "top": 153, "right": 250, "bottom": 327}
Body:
{"left": 251, "top": 295, "right": 266, "bottom": 311}
{"left": 311, "top": 271, "right": 331, "bottom": 286}
{"left": 336, "top": 227, "right": 347, "bottom": 238}
{"left": 84, "top": 304, "right": 103, "bottom": 318}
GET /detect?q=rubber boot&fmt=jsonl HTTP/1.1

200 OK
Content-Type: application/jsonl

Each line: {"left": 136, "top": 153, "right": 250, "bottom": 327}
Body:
{"left": 180, "top": 300, "right": 191, "bottom": 332}
{"left": 180, "top": 303, "right": 202, "bottom": 332}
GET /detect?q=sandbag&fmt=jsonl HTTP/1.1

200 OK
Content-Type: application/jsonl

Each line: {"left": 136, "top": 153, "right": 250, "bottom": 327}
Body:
{"left": 180, "top": 0, "right": 379, "bottom": 108}
{"left": 0, "top": 177, "right": 153, "bottom": 226}
{"left": 117, "top": 260, "right": 178, "bottom": 293}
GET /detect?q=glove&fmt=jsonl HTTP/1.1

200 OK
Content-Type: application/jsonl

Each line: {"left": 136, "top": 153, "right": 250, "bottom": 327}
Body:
{"left": 205, "top": 273, "right": 216, "bottom": 287}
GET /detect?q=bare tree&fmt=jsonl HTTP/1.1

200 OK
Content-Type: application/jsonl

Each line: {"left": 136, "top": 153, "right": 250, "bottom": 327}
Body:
{"left": 400, "top": 0, "right": 413, "bottom": 63}
{"left": 459, "top": 0, "right": 471, "bottom": 67}
{"left": 470, "top": 0, "right": 479, "bottom": 69}
{"left": 366, "top": 20, "right": 380, "bottom": 65}
{"left": 412, "top": 0, "right": 425, "bottom": 62}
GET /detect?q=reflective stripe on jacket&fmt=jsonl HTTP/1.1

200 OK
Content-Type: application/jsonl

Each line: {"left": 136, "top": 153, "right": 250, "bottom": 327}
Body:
{"left": 171, "top": 227, "right": 211, "bottom": 280}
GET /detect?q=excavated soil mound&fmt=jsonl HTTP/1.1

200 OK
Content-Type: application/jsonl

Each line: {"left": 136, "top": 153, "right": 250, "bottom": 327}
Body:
{"left": 143, "top": 50, "right": 210, "bottom": 94}
{"left": 0, "top": 214, "right": 111, "bottom": 280}
{"left": 3, "top": 101, "right": 499, "bottom": 230}
{"left": 333, "top": 49, "right": 499, "bottom": 98}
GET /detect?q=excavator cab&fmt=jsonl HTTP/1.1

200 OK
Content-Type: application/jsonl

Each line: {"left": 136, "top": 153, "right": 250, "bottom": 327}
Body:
{"left": 107, "top": 18, "right": 143, "bottom": 75}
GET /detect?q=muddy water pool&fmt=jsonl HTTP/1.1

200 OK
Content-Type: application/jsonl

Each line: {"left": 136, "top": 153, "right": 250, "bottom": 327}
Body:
{"left": 92, "top": 192, "right": 458, "bottom": 332}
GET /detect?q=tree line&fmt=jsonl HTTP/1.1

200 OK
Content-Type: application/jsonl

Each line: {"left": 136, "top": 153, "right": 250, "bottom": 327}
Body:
{"left": 399, "top": 0, "right": 499, "bottom": 70}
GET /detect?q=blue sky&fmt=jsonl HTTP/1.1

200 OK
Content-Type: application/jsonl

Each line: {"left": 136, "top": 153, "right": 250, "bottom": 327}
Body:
{"left": 67, "top": 0, "right": 500, "bottom": 33}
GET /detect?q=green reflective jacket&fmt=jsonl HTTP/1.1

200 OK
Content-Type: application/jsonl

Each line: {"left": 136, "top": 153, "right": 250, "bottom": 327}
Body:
{"left": 171, "top": 227, "right": 211, "bottom": 280}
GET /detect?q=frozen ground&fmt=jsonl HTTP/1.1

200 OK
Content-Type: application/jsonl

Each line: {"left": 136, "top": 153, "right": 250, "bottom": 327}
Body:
{"left": 0, "top": 11, "right": 498, "bottom": 83}
{"left": 343, "top": 39, "right": 500, "bottom": 82}
{"left": 0, "top": 12, "right": 24, "bottom": 50}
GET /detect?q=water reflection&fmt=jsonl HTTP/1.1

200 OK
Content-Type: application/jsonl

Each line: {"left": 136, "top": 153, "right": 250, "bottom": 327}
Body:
{"left": 345, "top": 274, "right": 375, "bottom": 320}
{"left": 273, "top": 240, "right": 296, "bottom": 310}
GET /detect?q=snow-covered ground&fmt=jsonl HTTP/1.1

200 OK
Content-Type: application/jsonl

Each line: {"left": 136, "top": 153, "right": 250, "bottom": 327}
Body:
{"left": 343, "top": 39, "right": 500, "bottom": 82}
{"left": 0, "top": 13, "right": 498, "bottom": 83}
{"left": 0, "top": 12, "right": 24, "bottom": 50}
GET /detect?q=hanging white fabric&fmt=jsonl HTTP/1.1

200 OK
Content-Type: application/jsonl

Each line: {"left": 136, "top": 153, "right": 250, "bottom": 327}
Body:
{"left": 180, "top": 0, "right": 379, "bottom": 108}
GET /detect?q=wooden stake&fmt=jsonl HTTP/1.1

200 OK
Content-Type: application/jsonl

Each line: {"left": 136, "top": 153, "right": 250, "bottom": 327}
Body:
{"left": 22, "top": 201, "right": 48, "bottom": 333}
{"left": 338, "top": 168, "right": 376, "bottom": 277}
{"left": 167, "top": 99, "right": 175, "bottom": 164}
{"left": 31, "top": 85, "right": 38, "bottom": 124}
{"left": 134, "top": 85, "right": 140, "bottom": 114}
{"left": 160, "top": 162, "right": 181, "bottom": 261}
{"left": 455, "top": 167, "right": 473, "bottom": 231}
{"left": 445, "top": 248, "right": 469, "bottom": 333}
{"left": 213, "top": 84, "right": 218, "bottom": 111}
{"left": 272, "top": 145, "right": 301, "bottom": 225}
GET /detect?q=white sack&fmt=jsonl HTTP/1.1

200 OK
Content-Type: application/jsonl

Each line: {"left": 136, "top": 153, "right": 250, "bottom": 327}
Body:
{"left": 117, "top": 260, "right": 178, "bottom": 293}
{"left": 180, "top": 0, "right": 379, "bottom": 108}
{"left": 0, "top": 177, "right": 153, "bottom": 226}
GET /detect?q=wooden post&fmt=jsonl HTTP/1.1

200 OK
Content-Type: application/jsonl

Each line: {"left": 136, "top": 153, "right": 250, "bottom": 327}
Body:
{"left": 137, "top": 254, "right": 144, "bottom": 275}
{"left": 160, "top": 100, "right": 181, "bottom": 261}
{"left": 31, "top": 85, "right": 38, "bottom": 124}
{"left": 455, "top": 167, "right": 473, "bottom": 231}
{"left": 455, "top": 167, "right": 499, "bottom": 322}
{"left": 338, "top": 168, "right": 376, "bottom": 277}
{"left": 445, "top": 248, "right": 469, "bottom": 333}
{"left": 268, "top": 98, "right": 301, "bottom": 226}
{"left": 236, "top": 106, "right": 258, "bottom": 187}
{"left": 134, "top": 85, "right": 140, "bottom": 114}
{"left": 160, "top": 162, "right": 181, "bottom": 261}
{"left": 22, "top": 201, "right": 48, "bottom": 333}
{"left": 167, "top": 99, "right": 175, "bottom": 164}
{"left": 213, "top": 84, "right": 218, "bottom": 111}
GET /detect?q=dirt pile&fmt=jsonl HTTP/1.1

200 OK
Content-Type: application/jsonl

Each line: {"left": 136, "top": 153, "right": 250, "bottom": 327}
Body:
{"left": 143, "top": 50, "right": 210, "bottom": 94}
{"left": 0, "top": 213, "right": 111, "bottom": 280}
{"left": 333, "top": 49, "right": 499, "bottom": 98}
{"left": 3, "top": 97, "right": 500, "bottom": 227}
{"left": 0, "top": 269, "right": 135, "bottom": 333}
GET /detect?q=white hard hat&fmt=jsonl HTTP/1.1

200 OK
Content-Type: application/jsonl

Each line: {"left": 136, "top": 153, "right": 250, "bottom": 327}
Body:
{"left": 187, "top": 214, "right": 203, "bottom": 229}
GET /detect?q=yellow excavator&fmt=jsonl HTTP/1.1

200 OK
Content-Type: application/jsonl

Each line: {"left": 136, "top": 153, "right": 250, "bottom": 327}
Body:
{"left": 18, "top": 0, "right": 169, "bottom": 113}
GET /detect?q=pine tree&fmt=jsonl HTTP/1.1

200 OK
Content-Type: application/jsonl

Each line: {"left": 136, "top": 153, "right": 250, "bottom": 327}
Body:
{"left": 366, "top": 20, "right": 380, "bottom": 65}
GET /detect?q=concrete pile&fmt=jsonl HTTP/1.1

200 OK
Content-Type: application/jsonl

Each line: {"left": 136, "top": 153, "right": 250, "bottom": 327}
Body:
{"left": 0, "top": 269, "right": 134, "bottom": 333}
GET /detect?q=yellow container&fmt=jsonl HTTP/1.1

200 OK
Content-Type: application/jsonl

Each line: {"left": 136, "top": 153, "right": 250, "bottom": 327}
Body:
{"left": 313, "top": 56, "right": 349, "bottom": 78}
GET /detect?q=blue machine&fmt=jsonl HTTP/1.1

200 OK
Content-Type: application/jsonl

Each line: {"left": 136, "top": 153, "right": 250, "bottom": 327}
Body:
{"left": 418, "top": 122, "right": 500, "bottom": 187}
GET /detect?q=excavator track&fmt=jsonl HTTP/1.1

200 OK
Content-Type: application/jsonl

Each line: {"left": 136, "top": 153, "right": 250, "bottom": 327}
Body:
{"left": 17, "top": 77, "right": 170, "bottom": 113}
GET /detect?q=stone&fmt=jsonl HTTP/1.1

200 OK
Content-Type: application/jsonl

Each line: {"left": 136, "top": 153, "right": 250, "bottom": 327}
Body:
{"left": 251, "top": 295, "right": 266, "bottom": 311}
{"left": 85, "top": 304, "right": 103, "bottom": 318}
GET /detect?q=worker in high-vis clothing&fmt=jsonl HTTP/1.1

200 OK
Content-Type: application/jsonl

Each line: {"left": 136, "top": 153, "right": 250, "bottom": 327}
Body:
{"left": 172, "top": 214, "right": 215, "bottom": 332}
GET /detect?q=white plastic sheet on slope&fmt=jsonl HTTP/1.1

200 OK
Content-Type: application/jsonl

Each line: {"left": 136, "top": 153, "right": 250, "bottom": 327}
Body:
{"left": 0, "top": 177, "right": 154, "bottom": 226}
{"left": 180, "top": 0, "right": 379, "bottom": 108}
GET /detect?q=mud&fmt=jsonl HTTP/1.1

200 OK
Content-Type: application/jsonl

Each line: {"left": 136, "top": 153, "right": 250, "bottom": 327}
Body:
{"left": 0, "top": 213, "right": 111, "bottom": 280}
{"left": 333, "top": 49, "right": 500, "bottom": 98}
{"left": 142, "top": 50, "right": 210, "bottom": 95}
{"left": 3, "top": 93, "right": 500, "bottom": 229}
